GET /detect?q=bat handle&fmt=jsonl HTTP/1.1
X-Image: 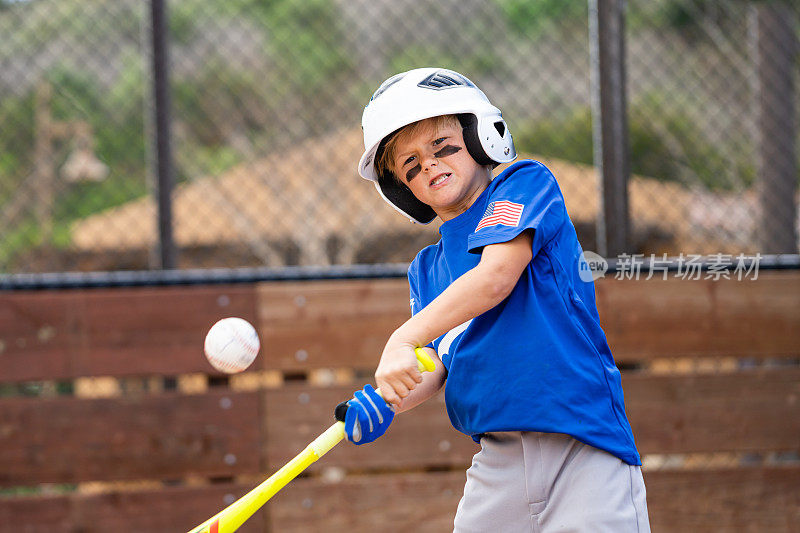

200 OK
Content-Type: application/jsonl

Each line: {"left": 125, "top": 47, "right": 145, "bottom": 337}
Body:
{"left": 413, "top": 347, "right": 436, "bottom": 373}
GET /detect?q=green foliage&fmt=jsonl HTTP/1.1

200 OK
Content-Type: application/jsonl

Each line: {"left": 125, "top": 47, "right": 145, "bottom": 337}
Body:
{"left": 0, "top": 0, "right": 779, "bottom": 271}
{"left": 492, "top": 0, "right": 586, "bottom": 37}
{"left": 170, "top": 0, "right": 358, "bottom": 147}
{"left": 0, "top": 91, "right": 34, "bottom": 202}
{"left": 43, "top": 61, "right": 148, "bottom": 217}
{"left": 0, "top": 219, "right": 39, "bottom": 267}
{"left": 514, "top": 94, "right": 757, "bottom": 191}
{"left": 0, "top": 1, "right": 141, "bottom": 55}
{"left": 261, "top": 0, "right": 356, "bottom": 100}
{"left": 628, "top": 0, "right": 747, "bottom": 39}
{"left": 389, "top": 45, "right": 499, "bottom": 78}
{"left": 42, "top": 59, "right": 146, "bottom": 177}
{"left": 101, "top": 52, "right": 147, "bottom": 173}
{"left": 168, "top": 3, "right": 198, "bottom": 45}
{"left": 173, "top": 57, "right": 264, "bottom": 147}
{"left": 169, "top": 0, "right": 269, "bottom": 44}
{"left": 655, "top": 0, "right": 734, "bottom": 33}
{"left": 45, "top": 65, "right": 101, "bottom": 123}
{"left": 628, "top": 92, "right": 756, "bottom": 189}
{"left": 0, "top": 52, "right": 148, "bottom": 269}
{"left": 0, "top": 0, "right": 363, "bottom": 269}
{"left": 55, "top": 177, "right": 148, "bottom": 222}
{"left": 187, "top": 145, "right": 243, "bottom": 178}
{"left": 514, "top": 106, "right": 595, "bottom": 167}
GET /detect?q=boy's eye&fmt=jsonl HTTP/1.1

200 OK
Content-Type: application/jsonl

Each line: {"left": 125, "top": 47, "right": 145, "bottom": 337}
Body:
{"left": 432, "top": 137, "right": 446, "bottom": 146}
{"left": 402, "top": 155, "right": 416, "bottom": 167}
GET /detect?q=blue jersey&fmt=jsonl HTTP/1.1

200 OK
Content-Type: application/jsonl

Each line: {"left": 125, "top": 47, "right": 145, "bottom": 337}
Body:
{"left": 408, "top": 160, "right": 641, "bottom": 466}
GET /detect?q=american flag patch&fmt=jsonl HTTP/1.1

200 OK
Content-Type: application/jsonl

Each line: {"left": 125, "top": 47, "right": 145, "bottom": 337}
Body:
{"left": 475, "top": 200, "right": 524, "bottom": 232}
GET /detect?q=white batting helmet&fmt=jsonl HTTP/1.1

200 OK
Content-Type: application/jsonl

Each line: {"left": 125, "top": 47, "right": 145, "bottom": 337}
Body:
{"left": 358, "top": 67, "right": 517, "bottom": 224}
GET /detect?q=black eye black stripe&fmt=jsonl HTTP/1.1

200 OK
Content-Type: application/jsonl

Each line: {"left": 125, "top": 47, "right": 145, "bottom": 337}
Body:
{"left": 406, "top": 163, "right": 421, "bottom": 182}
{"left": 434, "top": 144, "right": 462, "bottom": 158}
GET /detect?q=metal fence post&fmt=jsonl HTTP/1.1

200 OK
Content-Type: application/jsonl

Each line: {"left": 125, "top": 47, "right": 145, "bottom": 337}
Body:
{"left": 751, "top": 2, "right": 798, "bottom": 254}
{"left": 150, "top": 0, "right": 176, "bottom": 269}
{"left": 589, "top": 0, "right": 630, "bottom": 258}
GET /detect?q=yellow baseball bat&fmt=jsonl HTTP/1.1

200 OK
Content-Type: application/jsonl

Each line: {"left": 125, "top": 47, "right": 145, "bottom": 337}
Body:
{"left": 187, "top": 348, "right": 436, "bottom": 533}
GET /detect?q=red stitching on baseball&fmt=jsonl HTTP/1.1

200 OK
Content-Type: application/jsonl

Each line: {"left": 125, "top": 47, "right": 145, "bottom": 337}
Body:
{"left": 230, "top": 325, "right": 258, "bottom": 356}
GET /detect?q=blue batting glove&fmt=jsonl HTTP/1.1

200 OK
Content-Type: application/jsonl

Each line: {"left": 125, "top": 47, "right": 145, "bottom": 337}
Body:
{"left": 343, "top": 384, "right": 394, "bottom": 445}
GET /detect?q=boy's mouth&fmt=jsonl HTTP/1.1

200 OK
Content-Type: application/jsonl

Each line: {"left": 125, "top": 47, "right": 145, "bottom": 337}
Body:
{"left": 429, "top": 172, "right": 451, "bottom": 188}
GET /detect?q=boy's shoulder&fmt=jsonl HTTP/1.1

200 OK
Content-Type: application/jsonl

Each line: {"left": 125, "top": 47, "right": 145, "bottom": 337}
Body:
{"left": 408, "top": 160, "right": 561, "bottom": 280}
{"left": 491, "top": 159, "right": 558, "bottom": 190}
{"left": 472, "top": 159, "right": 562, "bottom": 215}
{"left": 408, "top": 240, "right": 441, "bottom": 279}
{"left": 484, "top": 159, "right": 565, "bottom": 209}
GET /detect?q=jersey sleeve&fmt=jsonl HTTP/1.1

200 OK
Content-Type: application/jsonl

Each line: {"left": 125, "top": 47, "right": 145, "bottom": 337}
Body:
{"left": 408, "top": 273, "right": 420, "bottom": 317}
{"left": 407, "top": 256, "right": 436, "bottom": 350}
{"left": 467, "top": 161, "right": 567, "bottom": 256}
{"left": 407, "top": 258, "right": 423, "bottom": 317}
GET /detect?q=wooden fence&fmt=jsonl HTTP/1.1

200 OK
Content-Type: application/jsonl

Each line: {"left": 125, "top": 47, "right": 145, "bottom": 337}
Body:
{"left": 0, "top": 272, "right": 798, "bottom": 532}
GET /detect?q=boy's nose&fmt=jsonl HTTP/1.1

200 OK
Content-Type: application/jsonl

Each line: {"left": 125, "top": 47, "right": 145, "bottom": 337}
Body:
{"left": 421, "top": 153, "right": 438, "bottom": 170}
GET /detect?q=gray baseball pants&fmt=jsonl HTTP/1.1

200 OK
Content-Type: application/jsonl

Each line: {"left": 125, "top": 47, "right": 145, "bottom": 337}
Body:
{"left": 453, "top": 432, "right": 650, "bottom": 532}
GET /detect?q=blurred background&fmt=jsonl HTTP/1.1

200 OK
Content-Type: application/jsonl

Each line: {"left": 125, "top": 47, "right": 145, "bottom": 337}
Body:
{"left": 0, "top": 1, "right": 798, "bottom": 532}
{"left": 0, "top": 0, "right": 797, "bottom": 274}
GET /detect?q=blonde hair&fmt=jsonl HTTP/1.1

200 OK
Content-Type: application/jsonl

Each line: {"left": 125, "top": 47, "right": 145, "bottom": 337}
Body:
{"left": 377, "top": 114, "right": 461, "bottom": 182}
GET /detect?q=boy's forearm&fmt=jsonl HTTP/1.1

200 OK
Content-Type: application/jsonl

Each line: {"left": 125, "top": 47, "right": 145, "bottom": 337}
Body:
{"left": 393, "top": 261, "right": 515, "bottom": 348}
{"left": 375, "top": 233, "right": 532, "bottom": 408}
{"left": 394, "top": 231, "right": 533, "bottom": 348}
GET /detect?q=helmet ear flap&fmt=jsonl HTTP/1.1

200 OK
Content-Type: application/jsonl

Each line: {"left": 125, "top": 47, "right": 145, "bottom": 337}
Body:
{"left": 457, "top": 114, "right": 494, "bottom": 166}
{"left": 376, "top": 170, "right": 437, "bottom": 224}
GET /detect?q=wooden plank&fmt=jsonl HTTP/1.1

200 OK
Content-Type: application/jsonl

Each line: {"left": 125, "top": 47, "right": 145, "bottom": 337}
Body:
{"left": 2, "top": 466, "right": 797, "bottom": 532}
{"left": 0, "top": 483, "right": 267, "bottom": 533}
{"left": 625, "top": 368, "right": 800, "bottom": 454}
{"left": 0, "top": 493, "right": 72, "bottom": 533}
{"left": 2, "top": 272, "right": 796, "bottom": 382}
{"left": 645, "top": 466, "right": 800, "bottom": 533}
{"left": 266, "top": 368, "right": 800, "bottom": 470}
{"left": 597, "top": 271, "right": 800, "bottom": 361}
{"left": 268, "top": 467, "right": 800, "bottom": 533}
{"left": 79, "top": 285, "right": 259, "bottom": 377}
{"left": 0, "top": 291, "right": 82, "bottom": 383}
{"left": 267, "top": 471, "right": 464, "bottom": 533}
{"left": 264, "top": 384, "right": 477, "bottom": 471}
{"left": 0, "top": 285, "right": 258, "bottom": 382}
{"left": 258, "top": 273, "right": 800, "bottom": 369}
{"left": 0, "top": 391, "right": 261, "bottom": 486}
{"left": 257, "top": 280, "right": 410, "bottom": 370}
{"left": 0, "top": 368, "right": 790, "bottom": 488}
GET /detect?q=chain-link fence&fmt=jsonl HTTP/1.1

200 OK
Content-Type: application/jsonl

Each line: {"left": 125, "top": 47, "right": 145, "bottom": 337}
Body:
{"left": 628, "top": 0, "right": 798, "bottom": 256}
{"left": 1, "top": 3, "right": 798, "bottom": 530}
{"left": 0, "top": 0, "right": 797, "bottom": 274}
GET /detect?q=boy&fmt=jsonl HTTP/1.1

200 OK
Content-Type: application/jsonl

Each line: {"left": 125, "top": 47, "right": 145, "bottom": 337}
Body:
{"left": 340, "top": 68, "right": 650, "bottom": 532}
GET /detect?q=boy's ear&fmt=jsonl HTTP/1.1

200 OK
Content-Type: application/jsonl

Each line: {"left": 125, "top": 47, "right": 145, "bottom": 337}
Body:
{"left": 458, "top": 114, "right": 495, "bottom": 166}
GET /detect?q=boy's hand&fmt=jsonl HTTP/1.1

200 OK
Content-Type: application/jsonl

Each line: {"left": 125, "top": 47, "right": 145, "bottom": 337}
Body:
{"left": 342, "top": 384, "right": 395, "bottom": 444}
{"left": 375, "top": 338, "right": 424, "bottom": 408}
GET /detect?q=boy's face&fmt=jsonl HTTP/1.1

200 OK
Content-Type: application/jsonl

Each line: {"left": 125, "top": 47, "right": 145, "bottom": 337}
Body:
{"left": 392, "top": 120, "right": 490, "bottom": 221}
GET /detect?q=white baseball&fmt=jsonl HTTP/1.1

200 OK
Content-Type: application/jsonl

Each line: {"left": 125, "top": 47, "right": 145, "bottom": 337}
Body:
{"left": 204, "top": 317, "right": 260, "bottom": 374}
